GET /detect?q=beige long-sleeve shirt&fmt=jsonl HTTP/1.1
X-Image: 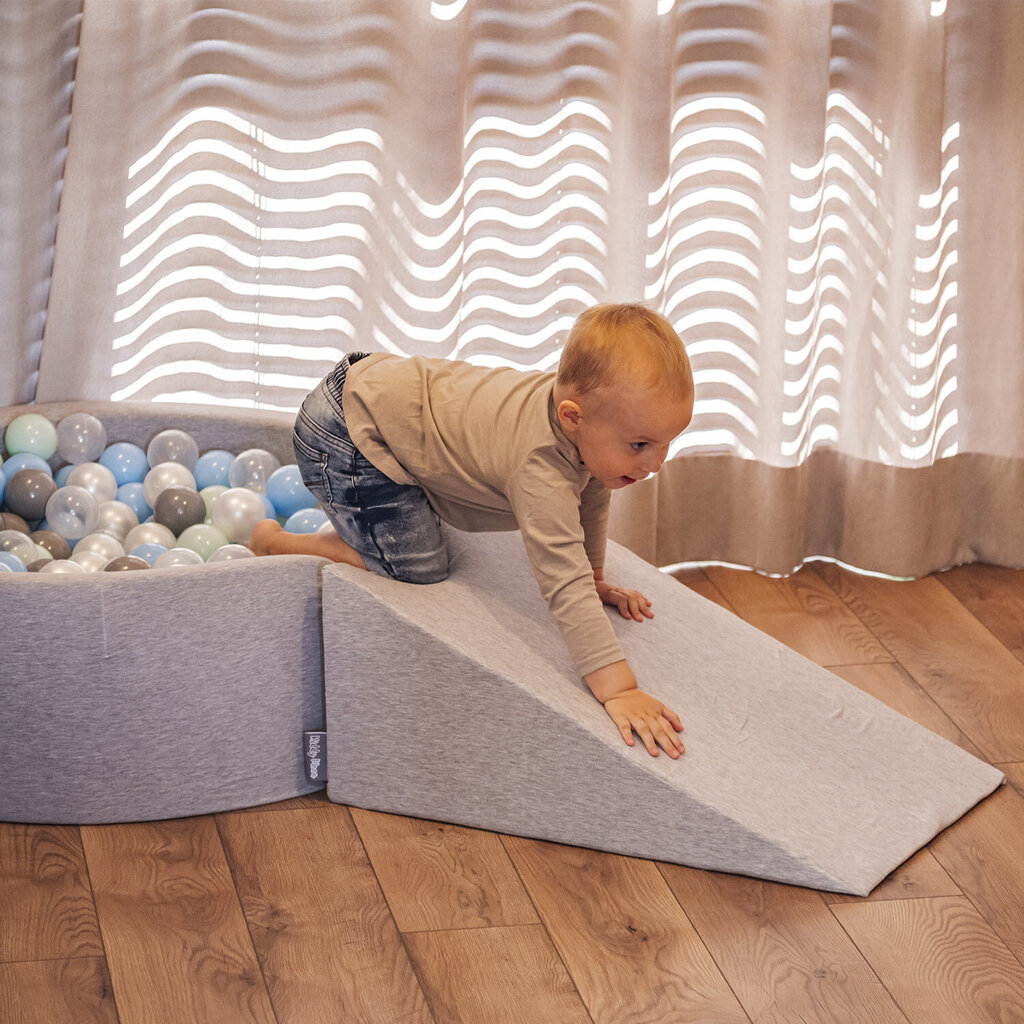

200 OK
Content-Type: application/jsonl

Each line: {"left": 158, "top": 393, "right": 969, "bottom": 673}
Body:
{"left": 342, "top": 353, "right": 624, "bottom": 677}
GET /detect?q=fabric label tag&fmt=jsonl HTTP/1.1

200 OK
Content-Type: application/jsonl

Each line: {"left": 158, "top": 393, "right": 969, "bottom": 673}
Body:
{"left": 303, "top": 731, "right": 327, "bottom": 782}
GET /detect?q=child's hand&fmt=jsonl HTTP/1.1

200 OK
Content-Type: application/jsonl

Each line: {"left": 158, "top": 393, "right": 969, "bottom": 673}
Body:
{"left": 595, "top": 579, "right": 653, "bottom": 622}
{"left": 603, "top": 689, "right": 685, "bottom": 758}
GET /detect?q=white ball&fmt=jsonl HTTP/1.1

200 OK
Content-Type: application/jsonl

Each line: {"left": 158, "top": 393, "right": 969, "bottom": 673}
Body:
{"left": 70, "top": 548, "right": 111, "bottom": 572}
{"left": 73, "top": 532, "right": 126, "bottom": 562}
{"left": 124, "top": 522, "right": 177, "bottom": 551}
{"left": 206, "top": 543, "right": 255, "bottom": 562}
{"left": 153, "top": 547, "right": 204, "bottom": 569}
{"left": 66, "top": 462, "right": 119, "bottom": 504}
{"left": 95, "top": 499, "right": 139, "bottom": 540}
{"left": 38, "top": 558, "right": 86, "bottom": 574}
{"left": 143, "top": 462, "right": 197, "bottom": 509}
{"left": 210, "top": 487, "right": 267, "bottom": 544}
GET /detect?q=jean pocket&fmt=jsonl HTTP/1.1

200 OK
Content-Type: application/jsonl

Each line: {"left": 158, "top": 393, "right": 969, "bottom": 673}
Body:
{"left": 292, "top": 429, "right": 333, "bottom": 507}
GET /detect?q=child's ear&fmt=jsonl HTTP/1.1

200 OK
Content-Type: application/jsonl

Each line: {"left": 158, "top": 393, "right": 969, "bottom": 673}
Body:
{"left": 557, "top": 399, "right": 583, "bottom": 433}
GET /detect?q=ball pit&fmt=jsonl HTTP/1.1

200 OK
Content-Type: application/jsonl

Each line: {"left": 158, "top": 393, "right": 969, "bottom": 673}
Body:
{"left": 1, "top": 400, "right": 330, "bottom": 825}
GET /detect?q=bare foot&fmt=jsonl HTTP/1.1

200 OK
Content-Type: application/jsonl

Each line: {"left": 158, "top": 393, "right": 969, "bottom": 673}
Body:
{"left": 250, "top": 518, "right": 284, "bottom": 556}
{"left": 249, "top": 517, "right": 367, "bottom": 570}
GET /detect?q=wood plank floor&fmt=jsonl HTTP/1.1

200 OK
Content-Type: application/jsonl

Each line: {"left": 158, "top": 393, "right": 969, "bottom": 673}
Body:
{"left": 4, "top": 561, "right": 1024, "bottom": 1023}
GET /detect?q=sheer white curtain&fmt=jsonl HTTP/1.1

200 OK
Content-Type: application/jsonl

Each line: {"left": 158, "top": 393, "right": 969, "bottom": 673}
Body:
{"left": 17, "top": 0, "right": 1024, "bottom": 575}
{"left": 0, "top": 0, "right": 80, "bottom": 406}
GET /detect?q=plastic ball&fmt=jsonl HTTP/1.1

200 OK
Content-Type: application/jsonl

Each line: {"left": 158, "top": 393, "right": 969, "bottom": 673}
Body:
{"left": 153, "top": 547, "right": 204, "bottom": 569}
{"left": 143, "top": 462, "right": 197, "bottom": 509}
{"left": 211, "top": 487, "right": 267, "bottom": 544}
{"left": 128, "top": 542, "right": 169, "bottom": 566}
{"left": 32, "top": 545, "right": 54, "bottom": 562}
{"left": 285, "top": 507, "right": 329, "bottom": 534}
{"left": 56, "top": 412, "right": 107, "bottom": 465}
{"left": 73, "top": 532, "right": 126, "bottom": 563}
{"left": 37, "top": 558, "right": 86, "bottom": 574}
{"left": 0, "top": 469, "right": 5, "bottom": 507}
{"left": 0, "top": 528, "right": 42, "bottom": 566}
{"left": 228, "top": 448, "right": 280, "bottom": 493}
{"left": 177, "top": 522, "right": 228, "bottom": 560}
{"left": 199, "top": 484, "right": 228, "bottom": 518}
{"left": 124, "top": 522, "right": 177, "bottom": 551}
{"left": 104, "top": 555, "right": 151, "bottom": 572}
{"left": 265, "top": 465, "right": 317, "bottom": 518}
{"left": 54, "top": 464, "right": 74, "bottom": 486}
{"left": 65, "top": 462, "right": 118, "bottom": 504}
{"left": 147, "top": 429, "right": 200, "bottom": 470}
{"left": 153, "top": 487, "right": 207, "bottom": 536}
{"left": 99, "top": 442, "right": 149, "bottom": 485}
{"left": 70, "top": 548, "right": 110, "bottom": 572}
{"left": 0, "top": 512, "right": 31, "bottom": 534}
{"left": 192, "top": 449, "right": 234, "bottom": 490}
{"left": 94, "top": 499, "right": 139, "bottom": 540}
{"left": 3, "top": 452, "right": 52, "bottom": 478}
{"left": 2, "top": 469, "right": 56, "bottom": 521}
{"left": 30, "top": 529, "right": 71, "bottom": 560}
{"left": 27, "top": 558, "right": 51, "bottom": 572}
{"left": 4, "top": 413, "right": 58, "bottom": 460}
{"left": 44, "top": 485, "right": 99, "bottom": 540}
{"left": 206, "top": 543, "right": 255, "bottom": 562}
{"left": 116, "top": 482, "right": 152, "bottom": 522}
{"left": 0, "top": 551, "right": 28, "bottom": 572}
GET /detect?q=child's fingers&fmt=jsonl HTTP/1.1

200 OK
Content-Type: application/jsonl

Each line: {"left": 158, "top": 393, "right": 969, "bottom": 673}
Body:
{"left": 662, "top": 706, "right": 684, "bottom": 732}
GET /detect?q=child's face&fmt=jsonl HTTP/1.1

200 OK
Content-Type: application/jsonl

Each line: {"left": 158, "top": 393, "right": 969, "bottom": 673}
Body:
{"left": 559, "top": 384, "right": 693, "bottom": 490}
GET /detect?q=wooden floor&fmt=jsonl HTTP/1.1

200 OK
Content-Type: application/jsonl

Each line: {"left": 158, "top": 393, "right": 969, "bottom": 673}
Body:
{"left": 3, "top": 561, "right": 1024, "bottom": 1023}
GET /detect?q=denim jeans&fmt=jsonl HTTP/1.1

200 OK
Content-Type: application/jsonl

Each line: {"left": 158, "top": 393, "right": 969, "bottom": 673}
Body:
{"left": 292, "top": 354, "right": 450, "bottom": 583}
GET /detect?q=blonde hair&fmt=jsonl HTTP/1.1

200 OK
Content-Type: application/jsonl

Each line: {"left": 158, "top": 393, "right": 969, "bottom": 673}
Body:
{"left": 556, "top": 303, "right": 692, "bottom": 399}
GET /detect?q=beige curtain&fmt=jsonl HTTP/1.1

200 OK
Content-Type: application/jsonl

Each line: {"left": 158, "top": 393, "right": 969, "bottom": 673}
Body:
{"left": 18, "top": 0, "right": 1024, "bottom": 574}
{"left": 0, "top": 0, "right": 80, "bottom": 406}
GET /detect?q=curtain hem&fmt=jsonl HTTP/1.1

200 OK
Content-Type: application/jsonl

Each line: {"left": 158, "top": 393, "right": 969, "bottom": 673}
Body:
{"left": 609, "top": 451, "right": 1024, "bottom": 579}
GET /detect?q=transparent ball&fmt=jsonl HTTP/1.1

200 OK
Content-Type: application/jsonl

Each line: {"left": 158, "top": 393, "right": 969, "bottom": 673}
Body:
{"left": 228, "top": 448, "right": 280, "bottom": 494}
{"left": 44, "top": 485, "right": 99, "bottom": 540}
{"left": 65, "top": 462, "right": 118, "bottom": 504}
{"left": 56, "top": 412, "right": 107, "bottom": 465}
{"left": 146, "top": 429, "right": 200, "bottom": 470}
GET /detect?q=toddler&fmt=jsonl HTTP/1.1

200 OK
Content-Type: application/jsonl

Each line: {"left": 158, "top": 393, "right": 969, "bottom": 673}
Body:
{"left": 253, "top": 303, "right": 694, "bottom": 758}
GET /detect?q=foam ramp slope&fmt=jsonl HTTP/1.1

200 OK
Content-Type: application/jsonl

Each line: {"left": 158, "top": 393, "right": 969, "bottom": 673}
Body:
{"left": 322, "top": 529, "right": 1003, "bottom": 896}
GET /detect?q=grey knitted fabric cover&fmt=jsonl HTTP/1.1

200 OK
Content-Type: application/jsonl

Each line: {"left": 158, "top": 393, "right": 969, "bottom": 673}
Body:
{"left": 322, "top": 527, "right": 1003, "bottom": 896}
{"left": 1, "top": 556, "right": 327, "bottom": 823}
{"left": 1, "top": 401, "right": 326, "bottom": 823}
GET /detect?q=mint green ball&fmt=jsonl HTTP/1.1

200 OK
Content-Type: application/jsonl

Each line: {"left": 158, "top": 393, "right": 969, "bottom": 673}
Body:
{"left": 4, "top": 414, "right": 58, "bottom": 460}
{"left": 176, "top": 522, "right": 229, "bottom": 561}
{"left": 200, "top": 484, "right": 228, "bottom": 519}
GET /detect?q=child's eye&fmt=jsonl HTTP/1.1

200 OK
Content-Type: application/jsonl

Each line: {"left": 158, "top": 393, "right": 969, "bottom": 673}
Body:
{"left": 631, "top": 441, "right": 647, "bottom": 451}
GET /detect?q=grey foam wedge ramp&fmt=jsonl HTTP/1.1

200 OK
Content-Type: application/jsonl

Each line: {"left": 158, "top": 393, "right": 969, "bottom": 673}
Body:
{"left": 322, "top": 527, "right": 1003, "bottom": 896}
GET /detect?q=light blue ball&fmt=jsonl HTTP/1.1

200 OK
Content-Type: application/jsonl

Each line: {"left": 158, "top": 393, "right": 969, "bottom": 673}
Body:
{"left": 285, "top": 507, "right": 328, "bottom": 534}
{"left": 54, "top": 464, "right": 74, "bottom": 486}
{"left": 192, "top": 449, "right": 234, "bottom": 490}
{"left": 0, "top": 469, "right": 6, "bottom": 507}
{"left": 100, "top": 442, "right": 149, "bottom": 485}
{"left": 129, "top": 542, "right": 169, "bottom": 566}
{"left": 116, "top": 482, "right": 153, "bottom": 522}
{"left": 3, "top": 453, "right": 52, "bottom": 478}
{"left": 266, "top": 464, "right": 317, "bottom": 518}
{"left": 259, "top": 493, "right": 276, "bottom": 519}
{"left": 0, "top": 551, "right": 28, "bottom": 572}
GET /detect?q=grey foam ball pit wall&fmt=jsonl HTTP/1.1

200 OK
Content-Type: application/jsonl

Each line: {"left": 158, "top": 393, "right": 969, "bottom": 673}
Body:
{"left": 1, "top": 401, "right": 327, "bottom": 824}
